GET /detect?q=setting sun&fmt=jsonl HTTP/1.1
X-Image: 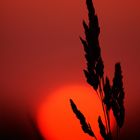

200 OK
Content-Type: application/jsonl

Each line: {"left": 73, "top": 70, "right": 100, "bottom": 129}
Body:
{"left": 37, "top": 85, "right": 114, "bottom": 140}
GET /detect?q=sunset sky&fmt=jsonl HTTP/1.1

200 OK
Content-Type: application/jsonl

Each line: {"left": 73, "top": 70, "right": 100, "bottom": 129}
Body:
{"left": 0, "top": 0, "right": 140, "bottom": 139}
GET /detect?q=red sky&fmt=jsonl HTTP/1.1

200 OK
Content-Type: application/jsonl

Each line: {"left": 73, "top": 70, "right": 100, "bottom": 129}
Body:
{"left": 0, "top": 0, "right": 140, "bottom": 139}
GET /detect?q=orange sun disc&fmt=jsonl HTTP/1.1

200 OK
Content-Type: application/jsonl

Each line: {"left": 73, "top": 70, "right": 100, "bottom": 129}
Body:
{"left": 37, "top": 84, "right": 115, "bottom": 140}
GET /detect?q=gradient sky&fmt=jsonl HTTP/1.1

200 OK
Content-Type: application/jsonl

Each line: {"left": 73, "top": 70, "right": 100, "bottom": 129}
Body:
{"left": 0, "top": 0, "right": 140, "bottom": 139}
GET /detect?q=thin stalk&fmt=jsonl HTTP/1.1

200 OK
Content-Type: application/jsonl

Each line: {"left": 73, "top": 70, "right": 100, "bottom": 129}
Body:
{"left": 100, "top": 78, "right": 112, "bottom": 139}
{"left": 98, "top": 81, "right": 109, "bottom": 134}
{"left": 95, "top": 90, "right": 107, "bottom": 129}
{"left": 96, "top": 90, "right": 102, "bottom": 101}
{"left": 100, "top": 91, "right": 109, "bottom": 134}
{"left": 94, "top": 136, "right": 97, "bottom": 140}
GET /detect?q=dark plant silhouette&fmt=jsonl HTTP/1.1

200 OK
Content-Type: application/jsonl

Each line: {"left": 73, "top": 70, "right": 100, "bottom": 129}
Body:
{"left": 70, "top": 99, "right": 96, "bottom": 139}
{"left": 70, "top": 0, "right": 125, "bottom": 140}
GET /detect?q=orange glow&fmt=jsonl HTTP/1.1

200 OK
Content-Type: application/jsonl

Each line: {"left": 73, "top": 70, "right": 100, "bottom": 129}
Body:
{"left": 37, "top": 85, "right": 115, "bottom": 140}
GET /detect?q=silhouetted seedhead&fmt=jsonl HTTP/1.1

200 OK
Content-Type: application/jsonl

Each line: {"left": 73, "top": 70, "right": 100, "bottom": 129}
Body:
{"left": 98, "top": 116, "right": 111, "bottom": 140}
{"left": 111, "top": 63, "right": 125, "bottom": 128}
{"left": 86, "top": 0, "right": 100, "bottom": 38}
{"left": 70, "top": 99, "right": 96, "bottom": 138}
{"left": 112, "top": 63, "right": 124, "bottom": 101}
{"left": 80, "top": 0, "right": 104, "bottom": 92}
